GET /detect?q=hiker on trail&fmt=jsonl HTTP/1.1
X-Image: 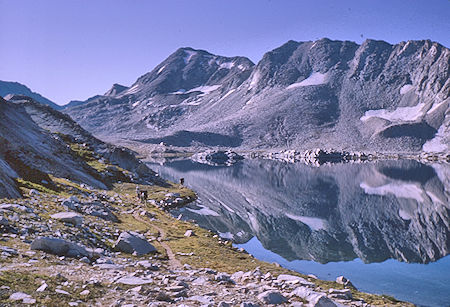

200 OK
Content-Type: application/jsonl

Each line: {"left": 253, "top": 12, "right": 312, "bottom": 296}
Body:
{"left": 180, "top": 178, "right": 184, "bottom": 185}
{"left": 136, "top": 186, "right": 140, "bottom": 199}
{"left": 141, "top": 190, "right": 148, "bottom": 203}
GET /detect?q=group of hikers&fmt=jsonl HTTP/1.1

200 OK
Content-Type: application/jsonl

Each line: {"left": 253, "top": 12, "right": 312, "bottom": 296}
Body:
{"left": 135, "top": 178, "right": 184, "bottom": 203}
{"left": 135, "top": 186, "right": 148, "bottom": 203}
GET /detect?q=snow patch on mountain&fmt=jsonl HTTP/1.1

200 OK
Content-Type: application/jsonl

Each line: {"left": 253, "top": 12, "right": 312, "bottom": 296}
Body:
{"left": 172, "top": 89, "right": 187, "bottom": 95}
{"left": 183, "top": 99, "right": 203, "bottom": 106}
{"left": 426, "top": 191, "right": 445, "bottom": 204}
{"left": 398, "top": 209, "right": 413, "bottom": 220}
{"left": 427, "top": 100, "right": 447, "bottom": 114}
{"left": 360, "top": 182, "right": 424, "bottom": 203}
{"left": 63, "top": 39, "right": 449, "bottom": 153}
{"left": 286, "top": 72, "right": 328, "bottom": 89}
{"left": 219, "top": 61, "right": 235, "bottom": 69}
{"left": 172, "top": 85, "right": 220, "bottom": 97}
{"left": 248, "top": 70, "right": 261, "bottom": 90}
{"left": 157, "top": 65, "right": 166, "bottom": 74}
{"left": 285, "top": 213, "right": 327, "bottom": 231}
{"left": 237, "top": 64, "right": 247, "bottom": 71}
{"left": 360, "top": 103, "right": 426, "bottom": 122}
{"left": 187, "top": 85, "right": 221, "bottom": 96}
{"left": 219, "top": 232, "right": 234, "bottom": 239}
{"left": 219, "top": 89, "right": 236, "bottom": 101}
{"left": 187, "top": 204, "right": 220, "bottom": 216}
{"left": 120, "top": 84, "right": 140, "bottom": 96}
{"left": 184, "top": 50, "right": 197, "bottom": 64}
{"left": 400, "top": 84, "right": 414, "bottom": 95}
{"left": 423, "top": 123, "right": 448, "bottom": 152}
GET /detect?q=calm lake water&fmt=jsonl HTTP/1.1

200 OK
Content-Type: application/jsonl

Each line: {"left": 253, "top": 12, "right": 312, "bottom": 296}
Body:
{"left": 147, "top": 158, "right": 450, "bottom": 307}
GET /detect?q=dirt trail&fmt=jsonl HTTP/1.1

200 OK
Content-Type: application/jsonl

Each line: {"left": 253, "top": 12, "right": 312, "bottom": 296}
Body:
{"left": 133, "top": 212, "right": 182, "bottom": 270}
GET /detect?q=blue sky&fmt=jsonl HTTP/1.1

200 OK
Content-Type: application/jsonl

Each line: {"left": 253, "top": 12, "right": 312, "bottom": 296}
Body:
{"left": 0, "top": 0, "right": 448, "bottom": 105}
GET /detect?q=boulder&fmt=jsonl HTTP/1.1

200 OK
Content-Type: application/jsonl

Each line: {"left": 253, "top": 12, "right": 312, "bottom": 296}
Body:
{"left": 94, "top": 263, "right": 123, "bottom": 270}
{"left": 137, "top": 260, "right": 159, "bottom": 270}
{"left": 291, "top": 288, "right": 337, "bottom": 307}
{"left": 0, "top": 216, "right": 8, "bottom": 226}
{"left": 328, "top": 288, "right": 352, "bottom": 300}
{"left": 31, "top": 237, "right": 90, "bottom": 258}
{"left": 62, "top": 198, "right": 80, "bottom": 211}
{"left": 115, "top": 276, "right": 153, "bottom": 285}
{"left": 36, "top": 283, "right": 48, "bottom": 292}
{"left": 192, "top": 277, "right": 208, "bottom": 286}
{"left": 62, "top": 198, "right": 118, "bottom": 222}
{"left": 308, "top": 293, "right": 337, "bottom": 307}
{"left": 336, "top": 275, "right": 355, "bottom": 288}
{"left": 277, "top": 274, "right": 315, "bottom": 286}
{"left": 0, "top": 203, "right": 33, "bottom": 212}
{"left": 0, "top": 246, "right": 18, "bottom": 256}
{"left": 79, "top": 290, "right": 90, "bottom": 296}
{"left": 291, "top": 286, "right": 313, "bottom": 298}
{"left": 114, "top": 231, "right": 156, "bottom": 255}
{"left": 9, "top": 292, "right": 35, "bottom": 304}
{"left": 50, "top": 212, "right": 83, "bottom": 226}
{"left": 29, "top": 189, "right": 40, "bottom": 196}
{"left": 189, "top": 295, "right": 214, "bottom": 305}
{"left": 83, "top": 202, "right": 118, "bottom": 222}
{"left": 231, "top": 271, "right": 245, "bottom": 283}
{"left": 215, "top": 273, "right": 233, "bottom": 283}
{"left": 184, "top": 230, "right": 194, "bottom": 237}
{"left": 68, "top": 196, "right": 80, "bottom": 203}
{"left": 257, "top": 290, "right": 287, "bottom": 305}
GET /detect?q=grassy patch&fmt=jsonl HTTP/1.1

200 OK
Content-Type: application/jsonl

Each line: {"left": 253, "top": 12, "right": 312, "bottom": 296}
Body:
{"left": 0, "top": 270, "right": 105, "bottom": 306}
{"left": 110, "top": 183, "right": 410, "bottom": 306}
{"left": 15, "top": 178, "right": 61, "bottom": 195}
{"left": 163, "top": 217, "right": 412, "bottom": 306}
{"left": 50, "top": 176, "right": 93, "bottom": 194}
{"left": 113, "top": 182, "right": 196, "bottom": 202}
{"left": 2, "top": 176, "right": 412, "bottom": 306}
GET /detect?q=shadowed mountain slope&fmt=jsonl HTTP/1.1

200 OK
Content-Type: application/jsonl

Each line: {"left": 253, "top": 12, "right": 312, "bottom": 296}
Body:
{"left": 0, "top": 95, "right": 160, "bottom": 198}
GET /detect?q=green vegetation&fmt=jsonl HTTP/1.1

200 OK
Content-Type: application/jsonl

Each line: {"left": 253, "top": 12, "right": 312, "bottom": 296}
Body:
{"left": 0, "top": 271, "right": 105, "bottom": 306}
{"left": 107, "top": 184, "right": 410, "bottom": 306}
{"left": 3, "top": 172, "right": 412, "bottom": 306}
{"left": 15, "top": 178, "right": 61, "bottom": 195}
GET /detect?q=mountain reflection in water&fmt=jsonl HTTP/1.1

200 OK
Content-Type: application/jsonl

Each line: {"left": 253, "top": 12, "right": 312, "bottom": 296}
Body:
{"left": 147, "top": 158, "right": 450, "bottom": 306}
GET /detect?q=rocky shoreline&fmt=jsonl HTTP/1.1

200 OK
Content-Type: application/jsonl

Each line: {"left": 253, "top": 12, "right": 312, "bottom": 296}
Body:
{"left": 0, "top": 177, "right": 412, "bottom": 306}
{"left": 247, "top": 149, "right": 450, "bottom": 166}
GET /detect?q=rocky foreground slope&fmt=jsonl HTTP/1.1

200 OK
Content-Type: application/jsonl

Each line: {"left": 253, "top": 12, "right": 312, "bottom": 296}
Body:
{"left": 0, "top": 179, "right": 408, "bottom": 306}
{"left": 65, "top": 38, "right": 449, "bottom": 153}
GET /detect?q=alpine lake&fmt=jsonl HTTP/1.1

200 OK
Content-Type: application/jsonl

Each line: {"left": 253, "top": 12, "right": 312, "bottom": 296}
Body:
{"left": 146, "top": 157, "right": 450, "bottom": 307}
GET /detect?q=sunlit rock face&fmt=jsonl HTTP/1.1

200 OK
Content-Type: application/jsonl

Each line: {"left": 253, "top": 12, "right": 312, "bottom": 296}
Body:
{"left": 155, "top": 159, "right": 450, "bottom": 264}
{"left": 65, "top": 39, "right": 449, "bottom": 153}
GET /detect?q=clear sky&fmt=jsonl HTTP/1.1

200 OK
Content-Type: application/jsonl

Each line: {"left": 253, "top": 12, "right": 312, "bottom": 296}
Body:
{"left": 0, "top": 0, "right": 448, "bottom": 105}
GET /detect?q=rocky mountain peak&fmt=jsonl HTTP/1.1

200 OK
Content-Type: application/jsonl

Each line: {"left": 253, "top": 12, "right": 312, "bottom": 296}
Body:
{"left": 0, "top": 80, "right": 61, "bottom": 110}
{"left": 129, "top": 47, "right": 254, "bottom": 96}
{"left": 247, "top": 38, "right": 359, "bottom": 91}
{"left": 104, "top": 83, "right": 129, "bottom": 96}
{"left": 63, "top": 38, "right": 449, "bottom": 153}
